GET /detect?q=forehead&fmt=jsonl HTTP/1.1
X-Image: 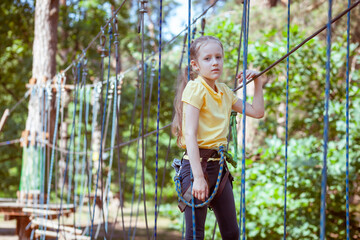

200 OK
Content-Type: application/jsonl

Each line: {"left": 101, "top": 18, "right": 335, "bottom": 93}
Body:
{"left": 198, "top": 40, "right": 223, "bottom": 55}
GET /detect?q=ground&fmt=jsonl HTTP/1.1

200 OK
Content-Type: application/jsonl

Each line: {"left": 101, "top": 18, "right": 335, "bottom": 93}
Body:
{"left": 0, "top": 199, "right": 182, "bottom": 240}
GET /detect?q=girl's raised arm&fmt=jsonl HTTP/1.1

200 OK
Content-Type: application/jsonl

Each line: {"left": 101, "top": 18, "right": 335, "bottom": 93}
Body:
{"left": 232, "top": 70, "right": 264, "bottom": 118}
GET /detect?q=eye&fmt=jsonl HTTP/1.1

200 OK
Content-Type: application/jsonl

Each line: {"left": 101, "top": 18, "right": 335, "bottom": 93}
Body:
{"left": 204, "top": 57, "right": 210, "bottom": 61}
{"left": 216, "top": 56, "right": 222, "bottom": 60}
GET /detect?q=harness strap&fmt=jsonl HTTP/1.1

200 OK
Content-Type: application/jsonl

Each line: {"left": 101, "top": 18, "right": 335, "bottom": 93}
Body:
{"left": 177, "top": 148, "right": 232, "bottom": 211}
{"left": 216, "top": 171, "right": 229, "bottom": 197}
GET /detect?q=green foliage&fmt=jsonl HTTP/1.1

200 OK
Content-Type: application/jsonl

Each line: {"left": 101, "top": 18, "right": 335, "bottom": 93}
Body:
{"left": 1, "top": 1, "right": 360, "bottom": 239}
{"left": 163, "top": 6, "right": 360, "bottom": 239}
{"left": 0, "top": 0, "right": 34, "bottom": 197}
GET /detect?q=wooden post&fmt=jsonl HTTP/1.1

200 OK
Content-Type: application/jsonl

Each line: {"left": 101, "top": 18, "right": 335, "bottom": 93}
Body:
{"left": 16, "top": 216, "right": 31, "bottom": 240}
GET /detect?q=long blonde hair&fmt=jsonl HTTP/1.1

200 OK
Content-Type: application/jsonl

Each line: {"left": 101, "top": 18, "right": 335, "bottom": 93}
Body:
{"left": 172, "top": 36, "right": 224, "bottom": 147}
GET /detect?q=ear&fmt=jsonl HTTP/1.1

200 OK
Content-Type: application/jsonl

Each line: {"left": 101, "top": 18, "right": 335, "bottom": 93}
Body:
{"left": 190, "top": 60, "right": 199, "bottom": 72}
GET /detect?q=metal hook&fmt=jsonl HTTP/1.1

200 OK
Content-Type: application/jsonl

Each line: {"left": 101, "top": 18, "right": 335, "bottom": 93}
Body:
{"left": 113, "top": 17, "right": 119, "bottom": 35}
{"left": 139, "top": 0, "right": 148, "bottom": 13}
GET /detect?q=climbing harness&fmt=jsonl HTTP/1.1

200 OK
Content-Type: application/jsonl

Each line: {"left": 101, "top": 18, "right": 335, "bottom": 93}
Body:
{"left": 173, "top": 146, "right": 235, "bottom": 211}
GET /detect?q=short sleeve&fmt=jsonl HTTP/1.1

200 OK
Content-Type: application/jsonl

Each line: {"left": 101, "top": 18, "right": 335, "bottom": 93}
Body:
{"left": 181, "top": 80, "right": 205, "bottom": 109}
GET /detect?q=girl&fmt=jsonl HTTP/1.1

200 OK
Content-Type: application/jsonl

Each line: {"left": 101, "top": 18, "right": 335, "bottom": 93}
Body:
{"left": 172, "top": 35, "right": 264, "bottom": 239}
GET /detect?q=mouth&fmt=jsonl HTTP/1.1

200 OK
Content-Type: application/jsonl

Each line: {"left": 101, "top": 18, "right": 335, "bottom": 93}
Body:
{"left": 211, "top": 69, "right": 220, "bottom": 72}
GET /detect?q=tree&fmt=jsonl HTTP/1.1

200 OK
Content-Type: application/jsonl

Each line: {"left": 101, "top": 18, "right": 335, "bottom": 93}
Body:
{"left": 20, "top": 0, "right": 59, "bottom": 201}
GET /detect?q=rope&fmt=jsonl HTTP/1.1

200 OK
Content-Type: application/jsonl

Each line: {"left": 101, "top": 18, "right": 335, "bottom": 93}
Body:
{"left": 65, "top": 64, "right": 78, "bottom": 208}
{"left": 118, "top": 72, "right": 140, "bottom": 239}
{"left": 145, "top": 61, "right": 156, "bottom": 134}
{"left": 78, "top": 85, "right": 91, "bottom": 229}
{"left": 9, "top": 89, "right": 31, "bottom": 114}
{"left": 233, "top": 1, "right": 245, "bottom": 90}
{"left": 104, "top": 77, "right": 117, "bottom": 240}
{"left": 35, "top": 122, "right": 171, "bottom": 155}
{"left": 38, "top": 85, "right": 47, "bottom": 236}
{"left": 320, "top": 1, "right": 332, "bottom": 239}
{"left": 74, "top": 74, "right": 85, "bottom": 210}
{"left": 121, "top": 73, "right": 140, "bottom": 192}
{"left": 56, "top": 62, "right": 81, "bottom": 239}
{"left": 109, "top": 15, "right": 127, "bottom": 239}
{"left": 127, "top": 127, "right": 141, "bottom": 239}
{"left": 72, "top": 60, "right": 87, "bottom": 234}
{"left": 97, "top": 0, "right": 219, "bottom": 87}
{"left": 90, "top": 28, "right": 107, "bottom": 239}
{"left": 61, "top": 0, "right": 128, "bottom": 75}
{"left": 67, "top": 62, "right": 82, "bottom": 205}
{"left": 41, "top": 75, "right": 62, "bottom": 240}
{"left": 130, "top": 59, "right": 150, "bottom": 240}
{"left": 139, "top": 1, "right": 150, "bottom": 238}
{"left": 97, "top": 29, "right": 116, "bottom": 239}
{"left": 345, "top": 0, "right": 351, "bottom": 239}
{"left": 239, "top": 0, "right": 250, "bottom": 238}
{"left": 91, "top": 26, "right": 112, "bottom": 240}
{"left": 154, "top": 0, "right": 162, "bottom": 238}
{"left": 284, "top": 1, "right": 291, "bottom": 239}
{"left": 104, "top": 17, "right": 124, "bottom": 239}
{"left": 132, "top": 70, "right": 148, "bottom": 240}
{"left": 156, "top": 128, "right": 172, "bottom": 215}
{"left": 233, "top": 0, "right": 360, "bottom": 92}
{"left": 87, "top": 81, "right": 100, "bottom": 229}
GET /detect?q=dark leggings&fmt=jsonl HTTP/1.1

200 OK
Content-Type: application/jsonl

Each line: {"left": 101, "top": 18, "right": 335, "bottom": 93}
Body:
{"left": 180, "top": 160, "right": 239, "bottom": 240}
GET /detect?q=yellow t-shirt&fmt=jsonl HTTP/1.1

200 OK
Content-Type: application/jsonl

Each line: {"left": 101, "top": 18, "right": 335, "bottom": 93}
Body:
{"left": 181, "top": 77, "right": 238, "bottom": 149}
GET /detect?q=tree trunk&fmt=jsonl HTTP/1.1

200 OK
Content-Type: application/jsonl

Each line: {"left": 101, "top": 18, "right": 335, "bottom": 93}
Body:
{"left": 20, "top": 0, "right": 59, "bottom": 203}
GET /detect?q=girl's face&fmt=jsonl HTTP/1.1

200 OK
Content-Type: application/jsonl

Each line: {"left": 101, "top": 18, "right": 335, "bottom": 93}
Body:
{"left": 191, "top": 40, "right": 224, "bottom": 82}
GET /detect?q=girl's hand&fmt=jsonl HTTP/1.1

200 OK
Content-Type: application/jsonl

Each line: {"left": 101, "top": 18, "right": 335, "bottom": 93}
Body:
{"left": 192, "top": 176, "right": 209, "bottom": 202}
{"left": 236, "top": 70, "right": 259, "bottom": 84}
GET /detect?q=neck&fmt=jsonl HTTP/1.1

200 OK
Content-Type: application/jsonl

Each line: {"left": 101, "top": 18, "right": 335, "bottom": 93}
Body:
{"left": 201, "top": 76, "right": 217, "bottom": 91}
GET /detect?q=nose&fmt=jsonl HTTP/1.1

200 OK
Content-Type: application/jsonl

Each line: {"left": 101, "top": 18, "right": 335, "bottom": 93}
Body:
{"left": 212, "top": 57, "right": 218, "bottom": 66}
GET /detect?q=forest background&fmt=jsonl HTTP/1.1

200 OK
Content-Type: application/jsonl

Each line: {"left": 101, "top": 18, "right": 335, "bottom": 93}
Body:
{"left": 0, "top": 0, "right": 359, "bottom": 239}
